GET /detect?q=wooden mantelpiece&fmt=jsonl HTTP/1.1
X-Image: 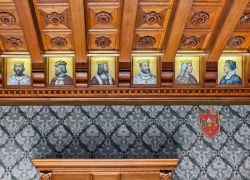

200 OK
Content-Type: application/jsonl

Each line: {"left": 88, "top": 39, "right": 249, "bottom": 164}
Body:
{"left": 32, "top": 159, "right": 179, "bottom": 180}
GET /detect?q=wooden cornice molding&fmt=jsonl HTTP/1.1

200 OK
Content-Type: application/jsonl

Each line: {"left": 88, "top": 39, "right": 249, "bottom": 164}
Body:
{"left": 69, "top": 0, "right": 87, "bottom": 62}
{"left": 14, "top": 0, "right": 43, "bottom": 63}
{"left": 207, "top": 0, "right": 249, "bottom": 62}
{"left": 163, "top": 0, "right": 193, "bottom": 62}
{"left": 119, "top": 0, "right": 139, "bottom": 62}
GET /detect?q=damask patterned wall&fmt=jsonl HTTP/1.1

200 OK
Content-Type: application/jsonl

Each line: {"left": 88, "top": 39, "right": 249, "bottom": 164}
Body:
{"left": 0, "top": 106, "right": 249, "bottom": 180}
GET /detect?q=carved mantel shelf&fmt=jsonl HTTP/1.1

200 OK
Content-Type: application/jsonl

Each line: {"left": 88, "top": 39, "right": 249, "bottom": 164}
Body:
{"left": 1, "top": 88, "right": 250, "bottom": 104}
{"left": 32, "top": 159, "right": 179, "bottom": 180}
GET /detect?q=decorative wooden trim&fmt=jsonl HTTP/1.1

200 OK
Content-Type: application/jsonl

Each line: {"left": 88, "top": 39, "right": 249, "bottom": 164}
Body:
{"left": 119, "top": 0, "right": 139, "bottom": 62}
{"left": 33, "top": 159, "right": 178, "bottom": 180}
{"left": 14, "top": 0, "right": 43, "bottom": 63}
{"left": 163, "top": 0, "right": 193, "bottom": 62}
{"left": 207, "top": 0, "right": 249, "bottom": 62}
{"left": 69, "top": 0, "right": 87, "bottom": 62}
{"left": 40, "top": 172, "right": 52, "bottom": 180}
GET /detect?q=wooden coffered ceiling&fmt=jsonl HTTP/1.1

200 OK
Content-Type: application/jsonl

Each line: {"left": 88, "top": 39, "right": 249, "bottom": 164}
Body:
{"left": 1, "top": 0, "right": 250, "bottom": 63}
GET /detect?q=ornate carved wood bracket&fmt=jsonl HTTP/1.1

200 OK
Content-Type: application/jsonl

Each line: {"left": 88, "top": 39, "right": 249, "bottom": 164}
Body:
{"left": 40, "top": 171, "right": 52, "bottom": 180}
{"left": 160, "top": 170, "right": 172, "bottom": 180}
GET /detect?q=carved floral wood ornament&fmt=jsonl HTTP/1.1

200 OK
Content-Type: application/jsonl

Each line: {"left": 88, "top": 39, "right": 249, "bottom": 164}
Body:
{"left": 240, "top": 13, "right": 250, "bottom": 24}
{"left": 138, "top": 36, "right": 156, "bottom": 48}
{"left": 227, "top": 36, "right": 245, "bottom": 48}
{"left": 95, "top": 36, "right": 111, "bottom": 48}
{"left": 143, "top": 11, "right": 161, "bottom": 25}
{"left": 46, "top": 12, "right": 64, "bottom": 26}
{"left": 95, "top": 11, "right": 113, "bottom": 24}
{"left": 183, "top": 36, "right": 200, "bottom": 48}
{"left": 50, "top": 36, "right": 67, "bottom": 48}
{"left": 0, "top": 12, "right": 16, "bottom": 25}
{"left": 6, "top": 37, "right": 24, "bottom": 49}
{"left": 191, "top": 11, "right": 209, "bottom": 25}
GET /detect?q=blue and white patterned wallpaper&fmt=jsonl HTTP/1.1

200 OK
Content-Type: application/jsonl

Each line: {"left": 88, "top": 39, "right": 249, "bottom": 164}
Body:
{"left": 0, "top": 105, "right": 249, "bottom": 180}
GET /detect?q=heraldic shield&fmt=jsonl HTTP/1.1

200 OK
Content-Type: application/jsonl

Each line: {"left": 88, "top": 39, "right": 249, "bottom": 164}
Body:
{"left": 199, "top": 109, "right": 220, "bottom": 138}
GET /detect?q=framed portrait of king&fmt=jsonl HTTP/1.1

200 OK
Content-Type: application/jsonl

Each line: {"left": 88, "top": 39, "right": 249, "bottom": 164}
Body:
{"left": 4, "top": 57, "right": 32, "bottom": 88}
{"left": 131, "top": 56, "right": 161, "bottom": 87}
{"left": 46, "top": 57, "right": 75, "bottom": 87}
{"left": 88, "top": 56, "right": 118, "bottom": 87}
{"left": 174, "top": 56, "right": 204, "bottom": 87}
{"left": 217, "top": 56, "right": 245, "bottom": 87}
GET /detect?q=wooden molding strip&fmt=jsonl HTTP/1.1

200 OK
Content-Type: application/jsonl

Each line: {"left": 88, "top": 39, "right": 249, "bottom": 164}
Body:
{"left": 69, "top": 0, "right": 87, "bottom": 62}
{"left": 119, "top": 0, "right": 139, "bottom": 62}
{"left": 207, "top": 0, "right": 249, "bottom": 62}
{"left": 14, "top": 0, "right": 43, "bottom": 63}
{"left": 163, "top": 0, "right": 193, "bottom": 62}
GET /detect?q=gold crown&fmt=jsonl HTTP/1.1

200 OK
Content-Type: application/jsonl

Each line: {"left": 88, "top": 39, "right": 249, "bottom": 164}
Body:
{"left": 181, "top": 59, "right": 192, "bottom": 64}
{"left": 137, "top": 59, "right": 150, "bottom": 64}
{"left": 13, "top": 60, "right": 25, "bottom": 65}
{"left": 96, "top": 59, "right": 109, "bottom": 64}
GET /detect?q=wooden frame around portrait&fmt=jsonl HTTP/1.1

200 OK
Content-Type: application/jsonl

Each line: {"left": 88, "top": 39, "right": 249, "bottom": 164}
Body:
{"left": 216, "top": 55, "right": 246, "bottom": 88}
{"left": 88, "top": 56, "right": 119, "bottom": 88}
{"left": 3, "top": 57, "right": 33, "bottom": 88}
{"left": 173, "top": 56, "right": 204, "bottom": 88}
{"left": 131, "top": 56, "right": 161, "bottom": 87}
{"left": 45, "top": 56, "right": 75, "bottom": 88}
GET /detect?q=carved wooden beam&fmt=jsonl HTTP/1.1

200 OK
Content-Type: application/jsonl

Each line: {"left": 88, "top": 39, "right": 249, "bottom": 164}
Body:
{"left": 69, "top": 0, "right": 87, "bottom": 62}
{"left": 207, "top": 0, "right": 249, "bottom": 62}
{"left": 163, "top": 0, "right": 193, "bottom": 62}
{"left": 14, "top": 0, "right": 43, "bottom": 63}
{"left": 119, "top": 0, "right": 139, "bottom": 62}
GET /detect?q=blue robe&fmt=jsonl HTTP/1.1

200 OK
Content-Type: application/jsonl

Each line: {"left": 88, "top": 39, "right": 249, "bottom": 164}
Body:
{"left": 219, "top": 74, "right": 242, "bottom": 84}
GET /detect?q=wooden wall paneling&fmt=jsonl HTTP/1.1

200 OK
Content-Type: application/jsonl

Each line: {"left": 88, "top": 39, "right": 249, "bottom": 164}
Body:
{"left": 206, "top": 0, "right": 249, "bottom": 62}
{"left": 14, "top": 0, "right": 43, "bottom": 62}
{"left": 163, "top": 0, "right": 193, "bottom": 62}
{"left": 69, "top": 0, "right": 87, "bottom": 62}
{"left": 88, "top": 31, "right": 118, "bottom": 50}
{"left": 119, "top": 0, "right": 139, "bottom": 62}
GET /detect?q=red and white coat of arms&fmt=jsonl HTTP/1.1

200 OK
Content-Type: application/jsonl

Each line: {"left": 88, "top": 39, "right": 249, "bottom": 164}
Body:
{"left": 198, "top": 109, "right": 220, "bottom": 138}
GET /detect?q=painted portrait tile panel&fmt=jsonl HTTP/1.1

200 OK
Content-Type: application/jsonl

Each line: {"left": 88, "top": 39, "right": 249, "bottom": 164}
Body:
{"left": 48, "top": 57, "right": 74, "bottom": 86}
{"left": 6, "top": 57, "right": 32, "bottom": 86}
{"left": 218, "top": 56, "right": 242, "bottom": 85}
{"left": 89, "top": 56, "right": 117, "bottom": 86}
{"left": 175, "top": 56, "right": 200, "bottom": 85}
{"left": 132, "top": 56, "right": 158, "bottom": 86}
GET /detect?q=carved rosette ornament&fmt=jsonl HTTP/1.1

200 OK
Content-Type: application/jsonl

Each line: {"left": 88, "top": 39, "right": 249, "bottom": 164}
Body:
{"left": 6, "top": 37, "right": 24, "bottom": 49}
{"left": 240, "top": 13, "right": 250, "bottom": 24}
{"left": 183, "top": 36, "right": 200, "bottom": 48}
{"left": 138, "top": 36, "right": 156, "bottom": 48}
{"left": 0, "top": 12, "right": 16, "bottom": 25}
{"left": 95, "top": 11, "right": 113, "bottom": 24}
{"left": 160, "top": 171, "right": 172, "bottom": 180}
{"left": 143, "top": 11, "right": 161, "bottom": 25}
{"left": 227, "top": 36, "right": 245, "bottom": 48}
{"left": 46, "top": 12, "right": 64, "bottom": 26}
{"left": 40, "top": 172, "right": 52, "bottom": 180}
{"left": 191, "top": 11, "right": 209, "bottom": 25}
{"left": 95, "top": 36, "right": 111, "bottom": 48}
{"left": 51, "top": 36, "right": 67, "bottom": 48}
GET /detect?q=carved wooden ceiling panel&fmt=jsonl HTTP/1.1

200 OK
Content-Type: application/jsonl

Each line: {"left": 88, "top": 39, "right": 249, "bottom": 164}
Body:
{"left": 0, "top": 0, "right": 249, "bottom": 58}
{"left": 0, "top": 1, "right": 27, "bottom": 52}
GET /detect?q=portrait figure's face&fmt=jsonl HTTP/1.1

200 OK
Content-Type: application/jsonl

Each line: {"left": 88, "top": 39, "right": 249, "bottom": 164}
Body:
{"left": 103, "top": 63, "right": 109, "bottom": 73}
{"left": 223, "top": 63, "right": 230, "bottom": 74}
{"left": 140, "top": 62, "right": 150, "bottom": 74}
{"left": 14, "top": 64, "right": 25, "bottom": 76}
{"left": 187, "top": 63, "right": 193, "bottom": 73}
